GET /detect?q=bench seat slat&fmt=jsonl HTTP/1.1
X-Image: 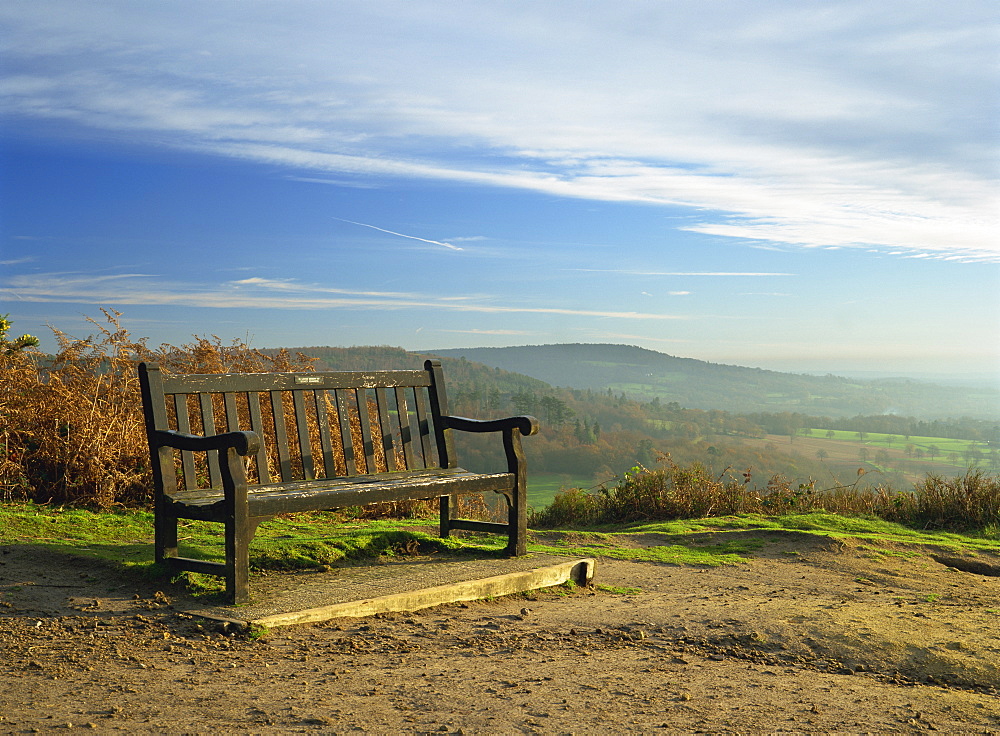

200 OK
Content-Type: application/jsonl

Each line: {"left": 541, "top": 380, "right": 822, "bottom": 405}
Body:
{"left": 164, "top": 468, "right": 515, "bottom": 518}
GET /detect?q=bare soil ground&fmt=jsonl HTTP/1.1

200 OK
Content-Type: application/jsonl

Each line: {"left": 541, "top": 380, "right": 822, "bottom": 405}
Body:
{"left": 2, "top": 531, "right": 1000, "bottom": 734}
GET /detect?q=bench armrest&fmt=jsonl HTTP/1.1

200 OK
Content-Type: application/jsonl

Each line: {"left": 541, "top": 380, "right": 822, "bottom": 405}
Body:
{"left": 151, "top": 429, "right": 262, "bottom": 456}
{"left": 441, "top": 415, "right": 539, "bottom": 437}
{"left": 150, "top": 430, "right": 260, "bottom": 509}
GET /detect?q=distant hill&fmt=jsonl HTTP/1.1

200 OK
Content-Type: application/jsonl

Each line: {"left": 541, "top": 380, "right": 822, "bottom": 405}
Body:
{"left": 424, "top": 344, "right": 1000, "bottom": 420}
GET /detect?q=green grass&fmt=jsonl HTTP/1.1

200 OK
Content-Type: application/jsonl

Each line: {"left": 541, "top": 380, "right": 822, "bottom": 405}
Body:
{"left": 624, "top": 511, "right": 1000, "bottom": 552}
{"left": 0, "top": 504, "right": 153, "bottom": 567}
{"left": 530, "top": 535, "right": 761, "bottom": 566}
{"left": 0, "top": 501, "right": 761, "bottom": 575}
{"left": 0, "top": 504, "right": 502, "bottom": 589}
{"left": 529, "top": 473, "right": 604, "bottom": 509}
{"left": 800, "top": 428, "right": 988, "bottom": 459}
{"left": 3, "top": 502, "right": 998, "bottom": 599}
{"left": 595, "top": 584, "right": 643, "bottom": 595}
{"left": 858, "top": 544, "right": 922, "bottom": 559}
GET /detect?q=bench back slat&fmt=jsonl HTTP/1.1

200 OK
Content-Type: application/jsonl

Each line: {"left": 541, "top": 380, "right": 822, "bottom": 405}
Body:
{"left": 199, "top": 393, "right": 223, "bottom": 489}
{"left": 223, "top": 393, "right": 240, "bottom": 437}
{"left": 413, "top": 387, "right": 434, "bottom": 467}
{"left": 173, "top": 395, "right": 198, "bottom": 491}
{"left": 374, "top": 387, "right": 395, "bottom": 472}
{"left": 355, "top": 388, "right": 377, "bottom": 474}
{"left": 246, "top": 391, "right": 271, "bottom": 483}
{"left": 269, "top": 389, "right": 294, "bottom": 482}
{"left": 315, "top": 389, "right": 337, "bottom": 479}
{"left": 334, "top": 389, "right": 358, "bottom": 476}
{"left": 426, "top": 360, "right": 455, "bottom": 469}
{"left": 139, "top": 361, "right": 454, "bottom": 494}
{"left": 291, "top": 390, "right": 314, "bottom": 480}
{"left": 395, "top": 386, "right": 416, "bottom": 470}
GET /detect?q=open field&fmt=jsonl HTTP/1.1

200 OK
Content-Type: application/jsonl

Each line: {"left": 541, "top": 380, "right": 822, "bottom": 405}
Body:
{"left": 801, "top": 428, "right": 993, "bottom": 462}
{"left": 736, "top": 429, "right": 994, "bottom": 487}
{"left": 528, "top": 473, "right": 607, "bottom": 509}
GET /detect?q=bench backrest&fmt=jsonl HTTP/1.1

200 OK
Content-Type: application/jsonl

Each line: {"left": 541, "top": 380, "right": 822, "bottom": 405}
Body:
{"left": 139, "top": 359, "right": 457, "bottom": 493}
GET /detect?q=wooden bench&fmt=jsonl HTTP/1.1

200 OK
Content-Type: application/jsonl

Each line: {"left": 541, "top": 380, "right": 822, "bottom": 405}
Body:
{"left": 138, "top": 360, "right": 538, "bottom": 604}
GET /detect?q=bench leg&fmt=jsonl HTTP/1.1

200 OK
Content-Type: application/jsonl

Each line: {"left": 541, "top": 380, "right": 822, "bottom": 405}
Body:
{"left": 503, "top": 427, "right": 529, "bottom": 557}
{"left": 154, "top": 498, "right": 178, "bottom": 564}
{"left": 224, "top": 503, "right": 252, "bottom": 606}
{"left": 439, "top": 493, "right": 456, "bottom": 538}
{"left": 506, "top": 480, "right": 527, "bottom": 556}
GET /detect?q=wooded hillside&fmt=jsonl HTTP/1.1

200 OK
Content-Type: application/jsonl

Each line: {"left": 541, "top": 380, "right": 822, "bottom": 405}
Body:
{"left": 428, "top": 343, "right": 1000, "bottom": 420}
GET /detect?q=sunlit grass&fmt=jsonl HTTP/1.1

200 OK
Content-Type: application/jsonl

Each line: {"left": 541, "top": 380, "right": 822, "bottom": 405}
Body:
{"left": 3, "top": 498, "right": 997, "bottom": 601}
{"left": 0, "top": 503, "right": 490, "bottom": 572}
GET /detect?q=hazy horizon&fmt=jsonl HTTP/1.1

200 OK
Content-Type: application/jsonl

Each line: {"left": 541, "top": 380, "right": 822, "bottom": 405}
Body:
{"left": 255, "top": 339, "right": 999, "bottom": 391}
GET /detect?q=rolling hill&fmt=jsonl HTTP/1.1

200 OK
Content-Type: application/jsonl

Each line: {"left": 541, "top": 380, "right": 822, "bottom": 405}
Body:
{"left": 425, "top": 344, "right": 999, "bottom": 420}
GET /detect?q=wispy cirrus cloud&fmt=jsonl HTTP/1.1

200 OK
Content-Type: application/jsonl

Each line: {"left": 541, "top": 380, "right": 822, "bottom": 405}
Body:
{"left": 569, "top": 269, "right": 796, "bottom": 277}
{"left": 2, "top": 272, "right": 690, "bottom": 322}
{"left": 439, "top": 328, "right": 534, "bottom": 336}
{"left": 587, "top": 331, "right": 694, "bottom": 346}
{"left": 1, "top": 2, "right": 996, "bottom": 261}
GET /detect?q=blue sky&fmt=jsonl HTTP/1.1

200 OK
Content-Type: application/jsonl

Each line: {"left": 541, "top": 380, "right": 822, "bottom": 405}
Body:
{"left": 1, "top": 1, "right": 998, "bottom": 379}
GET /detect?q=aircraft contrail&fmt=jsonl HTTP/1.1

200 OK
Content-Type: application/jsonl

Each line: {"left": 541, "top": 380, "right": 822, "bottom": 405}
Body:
{"left": 334, "top": 218, "right": 463, "bottom": 251}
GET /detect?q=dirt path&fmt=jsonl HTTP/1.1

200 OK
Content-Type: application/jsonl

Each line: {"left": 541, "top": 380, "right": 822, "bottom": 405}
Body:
{"left": 2, "top": 532, "right": 999, "bottom": 733}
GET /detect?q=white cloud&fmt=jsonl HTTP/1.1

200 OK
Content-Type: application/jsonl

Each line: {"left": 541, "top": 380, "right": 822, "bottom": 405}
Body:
{"left": 2, "top": 1, "right": 997, "bottom": 260}
{"left": 439, "top": 329, "right": 533, "bottom": 336}
{"left": 587, "top": 331, "right": 693, "bottom": 346}
{"left": 1, "top": 271, "right": 690, "bottom": 322}
{"left": 570, "top": 269, "right": 795, "bottom": 277}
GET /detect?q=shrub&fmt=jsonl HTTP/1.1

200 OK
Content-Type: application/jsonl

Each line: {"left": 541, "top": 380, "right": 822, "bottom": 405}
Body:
{"left": 0, "top": 310, "right": 315, "bottom": 508}
{"left": 908, "top": 469, "right": 1000, "bottom": 530}
{"left": 530, "top": 453, "right": 998, "bottom": 532}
